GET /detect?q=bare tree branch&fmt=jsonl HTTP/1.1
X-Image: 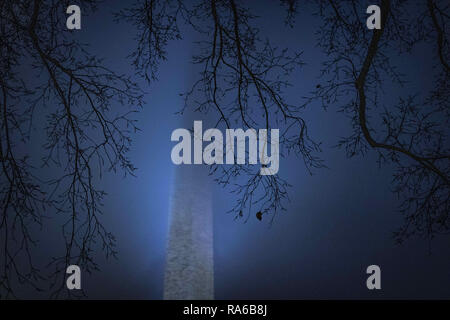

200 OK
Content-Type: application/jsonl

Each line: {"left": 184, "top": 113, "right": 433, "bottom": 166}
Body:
{"left": 0, "top": 0, "right": 144, "bottom": 298}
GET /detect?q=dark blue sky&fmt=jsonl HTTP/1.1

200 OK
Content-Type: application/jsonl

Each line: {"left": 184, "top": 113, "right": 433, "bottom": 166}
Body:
{"left": 11, "top": 0, "right": 450, "bottom": 299}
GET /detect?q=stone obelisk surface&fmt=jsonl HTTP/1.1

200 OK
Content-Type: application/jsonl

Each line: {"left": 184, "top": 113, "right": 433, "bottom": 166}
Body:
{"left": 164, "top": 161, "right": 214, "bottom": 299}
{"left": 163, "top": 28, "right": 214, "bottom": 298}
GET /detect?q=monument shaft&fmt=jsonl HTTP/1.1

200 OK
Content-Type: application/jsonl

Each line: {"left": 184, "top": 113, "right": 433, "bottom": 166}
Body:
{"left": 164, "top": 164, "right": 214, "bottom": 299}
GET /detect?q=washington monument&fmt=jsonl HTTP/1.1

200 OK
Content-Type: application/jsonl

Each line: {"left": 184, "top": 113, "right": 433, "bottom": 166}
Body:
{"left": 163, "top": 30, "right": 215, "bottom": 298}
{"left": 164, "top": 160, "right": 214, "bottom": 299}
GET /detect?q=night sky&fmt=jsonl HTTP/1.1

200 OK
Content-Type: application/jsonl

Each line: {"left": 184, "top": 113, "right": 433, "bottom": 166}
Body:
{"left": 4, "top": 0, "right": 450, "bottom": 299}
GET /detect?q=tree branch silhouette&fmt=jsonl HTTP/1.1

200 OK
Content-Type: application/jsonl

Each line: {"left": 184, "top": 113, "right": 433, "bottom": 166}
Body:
{"left": 301, "top": 0, "right": 449, "bottom": 243}
{"left": 0, "top": 0, "right": 143, "bottom": 298}
{"left": 125, "top": 0, "right": 324, "bottom": 222}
